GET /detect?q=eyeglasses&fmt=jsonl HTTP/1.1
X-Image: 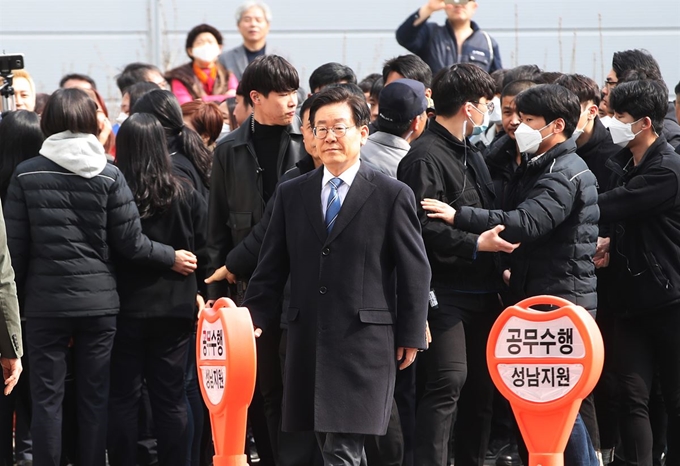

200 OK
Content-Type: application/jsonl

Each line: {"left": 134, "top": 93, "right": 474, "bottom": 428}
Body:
{"left": 470, "top": 101, "right": 495, "bottom": 115}
{"left": 313, "top": 124, "right": 356, "bottom": 139}
{"left": 604, "top": 79, "right": 618, "bottom": 89}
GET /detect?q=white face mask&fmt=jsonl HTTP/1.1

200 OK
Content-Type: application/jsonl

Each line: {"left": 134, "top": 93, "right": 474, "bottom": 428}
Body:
{"left": 599, "top": 116, "right": 612, "bottom": 128}
{"left": 218, "top": 122, "right": 230, "bottom": 140}
{"left": 192, "top": 43, "right": 221, "bottom": 63}
{"left": 571, "top": 110, "right": 590, "bottom": 141}
{"left": 608, "top": 117, "right": 644, "bottom": 148}
{"left": 489, "top": 96, "right": 502, "bottom": 124}
{"left": 514, "top": 121, "right": 554, "bottom": 155}
{"left": 115, "top": 112, "right": 128, "bottom": 125}
{"left": 468, "top": 103, "right": 490, "bottom": 136}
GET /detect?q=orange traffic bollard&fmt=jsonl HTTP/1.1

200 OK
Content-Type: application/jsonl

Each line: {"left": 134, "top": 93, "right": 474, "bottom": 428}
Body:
{"left": 486, "top": 296, "right": 604, "bottom": 466}
{"left": 197, "top": 297, "right": 257, "bottom": 466}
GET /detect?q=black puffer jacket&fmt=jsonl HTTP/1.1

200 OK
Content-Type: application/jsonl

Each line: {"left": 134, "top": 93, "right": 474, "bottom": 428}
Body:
{"left": 599, "top": 136, "right": 680, "bottom": 315}
{"left": 455, "top": 139, "right": 599, "bottom": 314}
{"left": 5, "top": 132, "right": 175, "bottom": 318}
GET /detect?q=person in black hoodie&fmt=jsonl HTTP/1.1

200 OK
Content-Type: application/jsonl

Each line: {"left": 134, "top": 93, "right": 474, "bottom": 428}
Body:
{"left": 4, "top": 89, "right": 197, "bottom": 466}
{"left": 596, "top": 79, "right": 680, "bottom": 466}
{"left": 397, "top": 63, "right": 517, "bottom": 466}
{"left": 422, "top": 84, "right": 600, "bottom": 465}
{"left": 107, "top": 113, "right": 207, "bottom": 466}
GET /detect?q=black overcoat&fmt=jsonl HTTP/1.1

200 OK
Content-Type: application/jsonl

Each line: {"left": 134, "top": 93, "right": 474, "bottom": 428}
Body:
{"left": 243, "top": 162, "right": 431, "bottom": 435}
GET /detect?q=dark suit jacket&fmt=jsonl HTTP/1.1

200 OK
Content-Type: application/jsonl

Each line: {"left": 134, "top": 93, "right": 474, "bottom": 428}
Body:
{"left": 243, "top": 162, "right": 431, "bottom": 435}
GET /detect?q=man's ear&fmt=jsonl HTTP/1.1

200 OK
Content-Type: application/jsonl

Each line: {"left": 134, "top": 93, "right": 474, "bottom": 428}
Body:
{"left": 250, "top": 90, "right": 260, "bottom": 105}
{"left": 586, "top": 103, "right": 599, "bottom": 120}
{"left": 552, "top": 118, "right": 566, "bottom": 134}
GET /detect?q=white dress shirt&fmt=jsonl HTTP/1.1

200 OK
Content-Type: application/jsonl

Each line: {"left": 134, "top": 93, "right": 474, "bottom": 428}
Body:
{"left": 321, "top": 159, "right": 362, "bottom": 218}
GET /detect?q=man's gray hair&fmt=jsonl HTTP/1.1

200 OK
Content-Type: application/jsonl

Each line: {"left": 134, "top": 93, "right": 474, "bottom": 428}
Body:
{"left": 235, "top": 1, "right": 272, "bottom": 24}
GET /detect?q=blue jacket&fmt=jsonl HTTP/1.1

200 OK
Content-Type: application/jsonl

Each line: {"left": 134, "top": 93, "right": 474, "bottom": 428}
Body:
{"left": 396, "top": 12, "right": 501, "bottom": 75}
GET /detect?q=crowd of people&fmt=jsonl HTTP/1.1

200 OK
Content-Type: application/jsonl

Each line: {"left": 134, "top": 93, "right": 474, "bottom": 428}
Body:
{"left": 0, "top": 1, "right": 679, "bottom": 466}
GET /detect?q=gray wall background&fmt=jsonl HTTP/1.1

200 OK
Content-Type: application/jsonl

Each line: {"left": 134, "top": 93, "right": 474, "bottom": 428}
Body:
{"left": 1, "top": 0, "right": 679, "bottom": 110}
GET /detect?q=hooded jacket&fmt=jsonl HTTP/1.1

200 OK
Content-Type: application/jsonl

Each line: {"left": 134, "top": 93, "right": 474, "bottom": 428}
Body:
{"left": 455, "top": 139, "right": 599, "bottom": 314}
{"left": 4, "top": 131, "right": 175, "bottom": 317}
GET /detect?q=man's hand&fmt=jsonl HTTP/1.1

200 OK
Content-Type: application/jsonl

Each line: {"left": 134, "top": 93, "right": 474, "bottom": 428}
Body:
{"left": 1, "top": 357, "right": 22, "bottom": 395}
{"left": 415, "top": 0, "right": 447, "bottom": 25}
{"left": 594, "top": 237, "right": 610, "bottom": 269}
{"left": 425, "top": 321, "right": 432, "bottom": 349}
{"left": 172, "top": 250, "right": 197, "bottom": 276}
{"left": 96, "top": 110, "right": 113, "bottom": 147}
{"left": 204, "top": 265, "right": 237, "bottom": 285}
{"left": 397, "top": 347, "right": 418, "bottom": 370}
{"left": 477, "top": 225, "right": 520, "bottom": 253}
{"left": 502, "top": 269, "right": 511, "bottom": 286}
{"left": 196, "top": 294, "right": 206, "bottom": 318}
{"left": 421, "top": 198, "right": 456, "bottom": 224}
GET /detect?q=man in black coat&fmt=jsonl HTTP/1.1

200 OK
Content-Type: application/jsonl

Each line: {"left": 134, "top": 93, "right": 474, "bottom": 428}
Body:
{"left": 206, "top": 55, "right": 305, "bottom": 465}
{"left": 596, "top": 79, "right": 680, "bottom": 466}
{"left": 243, "top": 86, "right": 431, "bottom": 466}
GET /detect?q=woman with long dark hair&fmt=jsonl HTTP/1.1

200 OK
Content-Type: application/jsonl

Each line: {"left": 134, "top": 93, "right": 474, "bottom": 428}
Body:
{"left": 3, "top": 88, "right": 197, "bottom": 466}
{"left": 0, "top": 109, "right": 43, "bottom": 466}
{"left": 131, "top": 89, "right": 211, "bottom": 198}
{"left": 0, "top": 110, "right": 43, "bottom": 200}
{"left": 107, "top": 112, "right": 207, "bottom": 466}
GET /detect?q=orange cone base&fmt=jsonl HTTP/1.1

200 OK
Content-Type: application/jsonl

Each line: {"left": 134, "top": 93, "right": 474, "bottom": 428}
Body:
{"left": 529, "top": 453, "right": 563, "bottom": 466}
{"left": 213, "top": 454, "right": 249, "bottom": 466}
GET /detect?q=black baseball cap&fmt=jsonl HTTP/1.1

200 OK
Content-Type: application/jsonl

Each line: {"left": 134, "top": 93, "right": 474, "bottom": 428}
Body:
{"left": 378, "top": 79, "right": 428, "bottom": 123}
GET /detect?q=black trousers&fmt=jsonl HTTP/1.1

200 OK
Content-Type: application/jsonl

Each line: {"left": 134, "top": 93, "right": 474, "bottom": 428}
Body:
{"left": 614, "top": 307, "right": 680, "bottom": 466}
{"left": 27, "top": 315, "right": 116, "bottom": 466}
{"left": 316, "top": 432, "right": 367, "bottom": 466}
{"left": 0, "top": 322, "right": 31, "bottom": 465}
{"left": 365, "top": 398, "right": 404, "bottom": 466}
{"left": 107, "top": 317, "right": 192, "bottom": 466}
{"left": 414, "top": 291, "right": 500, "bottom": 466}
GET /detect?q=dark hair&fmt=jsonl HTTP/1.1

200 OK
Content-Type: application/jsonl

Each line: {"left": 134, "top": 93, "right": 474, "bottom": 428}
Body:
{"left": 555, "top": 74, "right": 601, "bottom": 106}
{"left": 618, "top": 69, "right": 663, "bottom": 85}
{"left": 300, "top": 93, "right": 319, "bottom": 126}
{"left": 131, "top": 90, "right": 212, "bottom": 187}
{"left": 185, "top": 23, "right": 223, "bottom": 54}
{"left": 309, "top": 63, "right": 357, "bottom": 93}
{"left": 675, "top": 80, "right": 680, "bottom": 96}
{"left": 181, "top": 101, "right": 224, "bottom": 145}
{"left": 501, "top": 79, "right": 537, "bottom": 100}
{"left": 126, "top": 82, "right": 161, "bottom": 112}
{"left": 324, "top": 83, "right": 366, "bottom": 100}
{"left": 609, "top": 80, "right": 668, "bottom": 135}
{"left": 612, "top": 49, "right": 662, "bottom": 81}
{"left": 382, "top": 55, "right": 433, "bottom": 88}
{"left": 115, "top": 113, "right": 185, "bottom": 218}
{"left": 0, "top": 110, "right": 44, "bottom": 200}
{"left": 309, "top": 86, "right": 370, "bottom": 129}
{"left": 34, "top": 92, "right": 50, "bottom": 115}
{"left": 490, "top": 69, "right": 507, "bottom": 95}
{"left": 116, "top": 62, "right": 163, "bottom": 93}
{"left": 369, "top": 78, "right": 384, "bottom": 102}
{"left": 358, "top": 73, "right": 382, "bottom": 94}
{"left": 59, "top": 73, "right": 97, "bottom": 90}
{"left": 223, "top": 96, "right": 238, "bottom": 130}
{"left": 536, "top": 71, "right": 564, "bottom": 84}
{"left": 431, "top": 64, "right": 495, "bottom": 117}
{"left": 41, "top": 88, "right": 98, "bottom": 137}
{"left": 240, "top": 55, "right": 299, "bottom": 106}
{"left": 502, "top": 65, "right": 542, "bottom": 89}
{"left": 377, "top": 117, "right": 414, "bottom": 138}
{"left": 514, "top": 84, "right": 580, "bottom": 137}
{"left": 235, "top": 82, "right": 245, "bottom": 97}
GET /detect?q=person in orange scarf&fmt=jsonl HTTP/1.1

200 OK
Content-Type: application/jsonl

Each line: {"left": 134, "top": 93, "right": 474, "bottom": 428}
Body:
{"left": 166, "top": 24, "right": 238, "bottom": 105}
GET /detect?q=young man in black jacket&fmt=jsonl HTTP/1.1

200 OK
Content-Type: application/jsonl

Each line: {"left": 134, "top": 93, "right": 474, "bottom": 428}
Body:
{"left": 397, "top": 63, "right": 517, "bottom": 466}
{"left": 207, "top": 54, "right": 305, "bottom": 465}
{"left": 596, "top": 79, "right": 680, "bottom": 466}
{"left": 422, "top": 84, "right": 600, "bottom": 465}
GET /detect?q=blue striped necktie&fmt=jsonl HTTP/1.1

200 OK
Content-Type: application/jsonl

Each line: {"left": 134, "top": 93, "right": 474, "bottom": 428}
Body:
{"left": 325, "top": 177, "right": 344, "bottom": 233}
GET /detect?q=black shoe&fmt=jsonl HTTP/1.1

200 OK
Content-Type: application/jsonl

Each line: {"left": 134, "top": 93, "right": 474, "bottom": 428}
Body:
{"left": 496, "top": 443, "right": 522, "bottom": 466}
{"left": 486, "top": 439, "right": 510, "bottom": 461}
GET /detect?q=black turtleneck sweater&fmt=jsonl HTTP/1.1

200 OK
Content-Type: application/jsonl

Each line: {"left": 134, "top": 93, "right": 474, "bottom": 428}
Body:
{"left": 253, "top": 120, "right": 285, "bottom": 202}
